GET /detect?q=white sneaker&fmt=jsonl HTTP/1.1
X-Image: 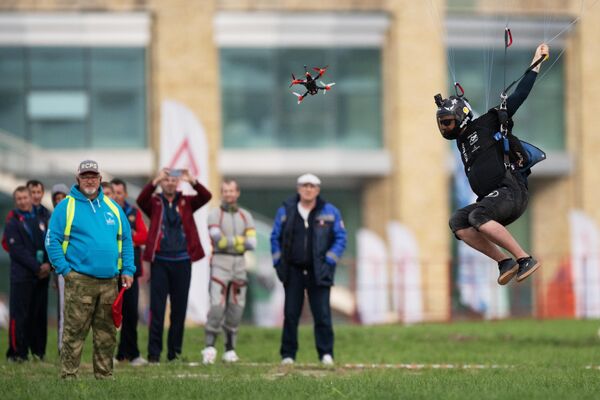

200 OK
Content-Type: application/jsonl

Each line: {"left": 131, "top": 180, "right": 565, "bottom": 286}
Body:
{"left": 281, "top": 357, "right": 295, "bottom": 365}
{"left": 321, "top": 354, "right": 334, "bottom": 366}
{"left": 202, "top": 346, "right": 217, "bottom": 365}
{"left": 222, "top": 350, "right": 239, "bottom": 363}
{"left": 130, "top": 356, "right": 148, "bottom": 367}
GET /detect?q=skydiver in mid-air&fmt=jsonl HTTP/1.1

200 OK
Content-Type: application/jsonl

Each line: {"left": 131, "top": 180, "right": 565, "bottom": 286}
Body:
{"left": 435, "top": 43, "right": 549, "bottom": 286}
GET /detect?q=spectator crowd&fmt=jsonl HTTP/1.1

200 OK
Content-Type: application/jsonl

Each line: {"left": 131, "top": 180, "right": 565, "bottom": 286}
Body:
{"left": 2, "top": 160, "right": 346, "bottom": 378}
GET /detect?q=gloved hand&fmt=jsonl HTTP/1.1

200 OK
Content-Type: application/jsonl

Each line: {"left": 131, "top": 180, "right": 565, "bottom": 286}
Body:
{"left": 233, "top": 236, "right": 246, "bottom": 253}
{"left": 217, "top": 236, "right": 228, "bottom": 250}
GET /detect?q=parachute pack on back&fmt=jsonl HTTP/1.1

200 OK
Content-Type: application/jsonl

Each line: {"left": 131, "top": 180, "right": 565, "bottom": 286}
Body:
{"left": 491, "top": 108, "right": 546, "bottom": 179}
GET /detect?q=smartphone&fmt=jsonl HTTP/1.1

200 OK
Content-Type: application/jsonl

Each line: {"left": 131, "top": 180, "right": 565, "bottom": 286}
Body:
{"left": 169, "top": 169, "right": 183, "bottom": 177}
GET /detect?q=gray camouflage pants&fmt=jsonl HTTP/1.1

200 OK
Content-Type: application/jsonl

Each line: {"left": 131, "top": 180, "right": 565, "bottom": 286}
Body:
{"left": 61, "top": 270, "right": 118, "bottom": 379}
{"left": 205, "top": 254, "right": 247, "bottom": 350}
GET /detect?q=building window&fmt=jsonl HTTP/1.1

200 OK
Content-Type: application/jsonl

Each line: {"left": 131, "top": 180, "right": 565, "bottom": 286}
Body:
{"left": 221, "top": 47, "right": 382, "bottom": 149}
{"left": 0, "top": 47, "right": 146, "bottom": 149}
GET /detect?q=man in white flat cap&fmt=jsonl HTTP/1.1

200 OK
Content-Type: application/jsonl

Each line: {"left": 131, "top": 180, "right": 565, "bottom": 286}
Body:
{"left": 270, "top": 173, "right": 347, "bottom": 366}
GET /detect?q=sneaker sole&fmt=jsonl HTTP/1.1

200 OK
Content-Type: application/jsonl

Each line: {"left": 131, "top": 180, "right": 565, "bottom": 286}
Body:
{"left": 497, "top": 264, "right": 519, "bottom": 285}
{"left": 516, "top": 262, "right": 542, "bottom": 282}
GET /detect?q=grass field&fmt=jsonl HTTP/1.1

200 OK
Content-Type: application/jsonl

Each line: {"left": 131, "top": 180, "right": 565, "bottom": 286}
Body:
{"left": 1, "top": 319, "right": 600, "bottom": 399}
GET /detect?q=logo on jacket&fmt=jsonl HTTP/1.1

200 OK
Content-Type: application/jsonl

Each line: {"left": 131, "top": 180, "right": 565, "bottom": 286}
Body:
{"left": 104, "top": 211, "right": 116, "bottom": 225}
{"left": 486, "top": 190, "right": 500, "bottom": 198}
{"left": 468, "top": 132, "right": 479, "bottom": 146}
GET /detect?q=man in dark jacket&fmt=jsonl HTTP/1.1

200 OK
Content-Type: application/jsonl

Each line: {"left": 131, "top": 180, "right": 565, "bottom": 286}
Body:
{"left": 270, "top": 174, "right": 347, "bottom": 366}
{"left": 137, "top": 168, "right": 212, "bottom": 363}
{"left": 25, "top": 180, "right": 51, "bottom": 360}
{"left": 4, "top": 186, "right": 51, "bottom": 362}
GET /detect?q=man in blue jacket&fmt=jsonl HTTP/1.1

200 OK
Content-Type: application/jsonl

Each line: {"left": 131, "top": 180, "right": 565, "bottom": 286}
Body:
{"left": 45, "top": 160, "right": 135, "bottom": 379}
{"left": 271, "top": 173, "right": 347, "bottom": 366}
{"left": 5, "top": 186, "right": 51, "bottom": 362}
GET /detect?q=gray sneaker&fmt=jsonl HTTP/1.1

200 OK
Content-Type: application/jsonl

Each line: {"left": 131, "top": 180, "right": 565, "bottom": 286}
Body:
{"left": 130, "top": 356, "right": 148, "bottom": 367}
{"left": 497, "top": 258, "right": 518, "bottom": 285}
{"left": 516, "top": 256, "right": 541, "bottom": 282}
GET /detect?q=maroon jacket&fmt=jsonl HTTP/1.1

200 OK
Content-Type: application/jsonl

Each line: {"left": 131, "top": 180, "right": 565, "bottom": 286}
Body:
{"left": 137, "top": 180, "right": 212, "bottom": 263}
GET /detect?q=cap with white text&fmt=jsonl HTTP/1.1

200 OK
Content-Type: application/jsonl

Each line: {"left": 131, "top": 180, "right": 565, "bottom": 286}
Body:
{"left": 77, "top": 160, "right": 100, "bottom": 175}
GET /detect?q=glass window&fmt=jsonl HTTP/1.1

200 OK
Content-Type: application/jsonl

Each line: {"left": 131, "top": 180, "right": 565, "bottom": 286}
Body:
{"left": 90, "top": 48, "right": 146, "bottom": 148}
{"left": 0, "top": 91, "right": 25, "bottom": 139}
{"left": 90, "top": 48, "right": 146, "bottom": 88}
{"left": 29, "top": 48, "right": 85, "bottom": 89}
{"left": 0, "top": 47, "right": 146, "bottom": 149}
{"left": 221, "top": 48, "right": 382, "bottom": 149}
{"left": 90, "top": 89, "right": 145, "bottom": 148}
{"left": 0, "top": 48, "right": 26, "bottom": 88}
{"left": 0, "top": 48, "right": 26, "bottom": 138}
{"left": 30, "top": 120, "right": 87, "bottom": 149}
{"left": 28, "top": 91, "right": 88, "bottom": 119}
{"left": 449, "top": 49, "right": 564, "bottom": 151}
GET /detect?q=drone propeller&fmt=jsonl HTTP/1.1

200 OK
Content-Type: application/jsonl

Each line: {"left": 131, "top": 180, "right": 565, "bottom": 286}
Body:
{"left": 320, "top": 81, "right": 336, "bottom": 93}
{"left": 289, "top": 73, "right": 305, "bottom": 87}
{"left": 313, "top": 65, "right": 328, "bottom": 76}
{"left": 292, "top": 92, "right": 304, "bottom": 104}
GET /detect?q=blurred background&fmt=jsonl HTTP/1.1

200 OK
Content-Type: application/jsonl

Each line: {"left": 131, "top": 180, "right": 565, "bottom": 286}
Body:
{"left": 0, "top": 0, "right": 599, "bottom": 328}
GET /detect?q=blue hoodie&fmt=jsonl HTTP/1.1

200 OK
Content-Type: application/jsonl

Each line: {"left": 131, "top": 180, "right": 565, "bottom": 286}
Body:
{"left": 45, "top": 185, "right": 135, "bottom": 278}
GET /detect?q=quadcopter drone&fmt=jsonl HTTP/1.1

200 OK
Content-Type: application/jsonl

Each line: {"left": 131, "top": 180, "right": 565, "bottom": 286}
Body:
{"left": 289, "top": 65, "right": 336, "bottom": 104}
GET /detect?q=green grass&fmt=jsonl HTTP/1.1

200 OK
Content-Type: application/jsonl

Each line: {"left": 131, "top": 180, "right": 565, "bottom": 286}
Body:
{"left": 2, "top": 319, "right": 600, "bottom": 399}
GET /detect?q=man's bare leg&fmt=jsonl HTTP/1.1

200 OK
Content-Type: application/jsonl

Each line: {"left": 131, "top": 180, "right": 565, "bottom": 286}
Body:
{"left": 477, "top": 220, "right": 528, "bottom": 259}
{"left": 477, "top": 220, "right": 541, "bottom": 282}
{"left": 456, "top": 226, "right": 522, "bottom": 285}
{"left": 455, "top": 227, "right": 508, "bottom": 262}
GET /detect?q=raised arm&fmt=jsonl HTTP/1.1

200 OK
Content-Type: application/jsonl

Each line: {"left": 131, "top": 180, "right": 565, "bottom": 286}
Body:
{"left": 179, "top": 169, "right": 212, "bottom": 211}
{"left": 189, "top": 181, "right": 212, "bottom": 211}
{"left": 506, "top": 43, "right": 549, "bottom": 117}
{"left": 137, "top": 169, "right": 169, "bottom": 217}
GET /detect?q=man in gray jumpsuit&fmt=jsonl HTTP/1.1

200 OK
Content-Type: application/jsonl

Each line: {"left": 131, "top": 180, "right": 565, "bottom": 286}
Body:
{"left": 202, "top": 179, "right": 256, "bottom": 364}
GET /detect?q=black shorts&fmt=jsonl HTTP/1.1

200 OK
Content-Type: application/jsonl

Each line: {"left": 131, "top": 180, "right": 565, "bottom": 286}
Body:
{"left": 450, "top": 170, "right": 528, "bottom": 235}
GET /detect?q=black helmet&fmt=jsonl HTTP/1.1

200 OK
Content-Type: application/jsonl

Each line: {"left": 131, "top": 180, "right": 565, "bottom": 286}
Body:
{"left": 434, "top": 94, "right": 473, "bottom": 139}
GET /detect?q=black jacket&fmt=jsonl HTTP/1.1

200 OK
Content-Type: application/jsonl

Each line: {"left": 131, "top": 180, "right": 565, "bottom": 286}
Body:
{"left": 4, "top": 209, "right": 49, "bottom": 282}
{"left": 456, "top": 70, "right": 537, "bottom": 198}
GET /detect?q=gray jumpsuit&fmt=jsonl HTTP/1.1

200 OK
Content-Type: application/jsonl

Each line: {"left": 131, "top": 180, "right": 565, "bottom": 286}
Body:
{"left": 205, "top": 203, "right": 256, "bottom": 350}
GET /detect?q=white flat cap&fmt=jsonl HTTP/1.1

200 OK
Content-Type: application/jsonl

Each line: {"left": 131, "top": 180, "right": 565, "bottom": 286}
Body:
{"left": 297, "top": 173, "right": 321, "bottom": 186}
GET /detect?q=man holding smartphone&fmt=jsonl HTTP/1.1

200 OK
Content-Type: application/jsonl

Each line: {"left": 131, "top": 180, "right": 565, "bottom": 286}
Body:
{"left": 137, "top": 168, "right": 212, "bottom": 363}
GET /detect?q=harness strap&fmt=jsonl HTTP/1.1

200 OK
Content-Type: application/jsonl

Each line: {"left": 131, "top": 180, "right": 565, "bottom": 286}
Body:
{"left": 102, "top": 197, "right": 123, "bottom": 271}
{"left": 61, "top": 196, "right": 76, "bottom": 254}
